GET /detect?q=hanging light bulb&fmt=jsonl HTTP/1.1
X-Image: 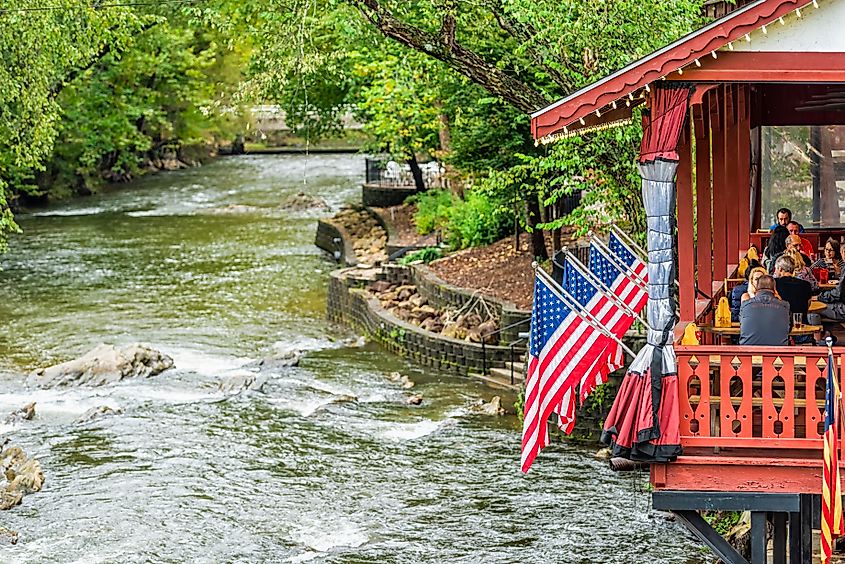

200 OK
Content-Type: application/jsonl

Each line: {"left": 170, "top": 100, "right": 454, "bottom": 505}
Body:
{"left": 579, "top": 117, "right": 586, "bottom": 125}
{"left": 611, "top": 100, "right": 617, "bottom": 109}
{"left": 728, "top": 42, "right": 734, "bottom": 50}
{"left": 711, "top": 51, "right": 718, "bottom": 59}
{"left": 813, "top": 0, "right": 819, "bottom": 7}
{"left": 695, "top": 59, "right": 701, "bottom": 67}
{"left": 595, "top": 109, "right": 602, "bottom": 117}
{"left": 645, "top": 84, "right": 650, "bottom": 92}
{"left": 678, "top": 67, "right": 684, "bottom": 75}
{"left": 762, "top": 25, "right": 768, "bottom": 34}
{"left": 779, "top": 16, "right": 786, "bottom": 25}
{"left": 744, "top": 33, "right": 751, "bottom": 42}
{"left": 796, "top": 7, "right": 802, "bottom": 17}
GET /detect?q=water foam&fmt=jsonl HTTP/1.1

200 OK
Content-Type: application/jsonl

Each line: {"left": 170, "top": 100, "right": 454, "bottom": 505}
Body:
{"left": 31, "top": 207, "right": 105, "bottom": 217}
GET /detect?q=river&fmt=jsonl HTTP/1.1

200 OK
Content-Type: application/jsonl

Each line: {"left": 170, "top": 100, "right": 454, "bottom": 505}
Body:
{"left": 0, "top": 154, "right": 709, "bottom": 563}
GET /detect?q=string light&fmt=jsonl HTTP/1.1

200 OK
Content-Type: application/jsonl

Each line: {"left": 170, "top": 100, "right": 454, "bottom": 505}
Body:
{"left": 694, "top": 59, "right": 701, "bottom": 67}
{"left": 537, "top": 117, "right": 635, "bottom": 145}
{"left": 645, "top": 84, "right": 650, "bottom": 92}
{"left": 796, "top": 7, "right": 802, "bottom": 17}
{"left": 611, "top": 100, "right": 617, "bottom": 109}
{"left": 595, "top": 109, "right": 602, "bottom": 117}
{"left": 744, "top": 34, "right": 751, "bottom": 42}
{"left": 728, "top": 42, "right": 734, "bottom": 50}
{"left": 813, "top": 0, "right": 819, "bottom": 7}
{"left": 711, "top": 51, "right": 718, "bottom": 59}
{"left": 779, "top": 16, "right": 786, "bottom": 24}
{"left": 762, "top": 25, "right": 768, "bottom": 34}
{"left": 579, "top": 117, "right": 586, "bottom": 125}
{"left": 677, "top": 67, "right": 684, "bottom": 75}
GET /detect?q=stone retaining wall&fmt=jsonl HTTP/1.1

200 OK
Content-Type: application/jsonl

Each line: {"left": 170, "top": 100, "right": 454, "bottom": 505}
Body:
{"left": 315, "top": 219, "right": 358, "bottom": 267}
{"left": 362, "top": 183, "right": 418, "bottom": 207}
{"left": 328, "top": 269, "right": 517, "bottom": 375}
{"left": 409, "top": 265, "right": 530, "bottom": 345}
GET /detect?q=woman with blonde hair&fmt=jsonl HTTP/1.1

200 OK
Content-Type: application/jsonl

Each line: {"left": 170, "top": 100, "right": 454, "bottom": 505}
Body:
{"left": 783, "top": 248, "right": 819, "bottom": 292}
{"left": 741, "top": 267, "right": 770, "bottom": 303}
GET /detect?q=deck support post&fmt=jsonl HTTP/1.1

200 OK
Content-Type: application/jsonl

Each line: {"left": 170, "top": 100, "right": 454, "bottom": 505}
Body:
{"left": 788, "top": 494, "right": 813, "bottom": 564}
{"left": 773, "top": 512, "right": 787, "bottom": 564}
{"left": 750, "top": 511, "right": 767, "bottom": 563}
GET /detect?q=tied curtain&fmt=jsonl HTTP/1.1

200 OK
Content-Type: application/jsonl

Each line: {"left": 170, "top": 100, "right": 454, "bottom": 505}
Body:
{"left": 601, "top": 83, "right": 691, "bottom": 461}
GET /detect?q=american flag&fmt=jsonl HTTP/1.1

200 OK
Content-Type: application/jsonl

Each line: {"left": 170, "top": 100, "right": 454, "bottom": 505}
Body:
{"left": 822, "top": 349, "right": 844, "bottom": 563}
{"left": 521, "top": 270, "right": 608, "bottom": 473}
{"left": 589, "top": 240, "right": 648, "bottom": 314}
{"left": 609, "top": 231, "right": 648, "bottom": 285}
{"left": 552, "top": 256, "right": 639, "bottom": 433}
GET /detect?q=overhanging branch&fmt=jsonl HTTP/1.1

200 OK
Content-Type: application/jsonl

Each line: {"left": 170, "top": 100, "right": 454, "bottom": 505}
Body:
{"left": 348, "top": 0, "right": 549, "bottom": 114}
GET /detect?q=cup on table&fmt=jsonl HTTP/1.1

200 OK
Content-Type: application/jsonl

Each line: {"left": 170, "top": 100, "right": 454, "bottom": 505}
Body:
{"left": 820, "top": 268, "right": 829, "bottom": 284}
{"left": 793, "top": 313, "right": 803, "bottom": 329}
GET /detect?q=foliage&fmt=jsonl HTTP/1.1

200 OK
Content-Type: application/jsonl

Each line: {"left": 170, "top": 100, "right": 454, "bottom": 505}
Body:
{"left": 447, "top": 189, "right": 512, "bottom": 249}
{"left": 409, "top": 190, "right": 453, "bottom": 235}
{"left": 410, "top": 188, "right": 512, "bottom": 250}
{"left": 398, "top": 247, "right": 443, "bottom": 264}
{"left": 703, "top": 511, "right": 743, "bottom": 536}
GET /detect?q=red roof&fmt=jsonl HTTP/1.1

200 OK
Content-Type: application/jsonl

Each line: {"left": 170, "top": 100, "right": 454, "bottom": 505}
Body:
{"left": 531, "top": 0, "right": 814, "bottom": 142}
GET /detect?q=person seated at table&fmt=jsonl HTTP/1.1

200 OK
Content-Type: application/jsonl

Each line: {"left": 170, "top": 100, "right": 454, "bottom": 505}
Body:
{"left": 774, "top": 255, "right": 812, "bottom": 323}
{"left": 732, "top": 265, "right": 765, "bottom": 320}
{"left": 783, "top": 247, "right": 818, "bottom": 293}
{"left": 811, "top": 238, "right": 845, "bottom": 280}
{"left": 785, "top": 234, "right": 812, "bottom": 267}
{"left": 786, "top": 221, "right": 814, "bottom": 258}
{"left": 738, "top": 245, "right": 760, "bottom": 278}
{"left": 818, "top": 259, "right": 845, "bottom": 321}
{"left": 739, "top": 275, "right": 790, "bottom": 346}
{"left": 764, "top": 226, "right": 790, "bottom": 273}
{"left": 770, "top": 207, "right": 793, "bottom": 230}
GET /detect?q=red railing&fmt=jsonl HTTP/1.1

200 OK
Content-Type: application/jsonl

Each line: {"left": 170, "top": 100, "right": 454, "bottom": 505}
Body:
{"left": 675, "top": 345, "right": 845, "bottom": 454}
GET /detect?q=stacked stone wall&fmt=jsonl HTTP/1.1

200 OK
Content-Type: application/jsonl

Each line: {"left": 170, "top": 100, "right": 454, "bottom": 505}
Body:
{"left": 328, "top": 269, "right": 517, "bottom": 375}
{"left": 315, "top": 219, "right": 358, "bottom": 266}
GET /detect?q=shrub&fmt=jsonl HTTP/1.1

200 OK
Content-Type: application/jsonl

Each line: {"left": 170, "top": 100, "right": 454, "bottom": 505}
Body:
{"left": 398, "top": 247, "right": 443, "bottom": 264}
{"left": 409, "top": 189, "right": 453, "bottom": 235}
{"left": 447, "top": 190, "right": 512, "bottom": 249}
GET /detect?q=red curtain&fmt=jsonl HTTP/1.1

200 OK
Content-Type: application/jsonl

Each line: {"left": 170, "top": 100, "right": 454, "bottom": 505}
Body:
{"left": 639, "top": 85, "right": 692, "bottom": 164}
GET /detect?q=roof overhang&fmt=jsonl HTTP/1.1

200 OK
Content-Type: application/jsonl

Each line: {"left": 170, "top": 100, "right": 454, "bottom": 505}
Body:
{"left": 531, "top": 0, "right": 818, "bottom": 144}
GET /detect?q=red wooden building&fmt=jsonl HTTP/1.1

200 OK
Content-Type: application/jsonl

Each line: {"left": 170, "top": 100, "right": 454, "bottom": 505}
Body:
{"left": 532, "top": 0, "right": 845, "bottom": 562}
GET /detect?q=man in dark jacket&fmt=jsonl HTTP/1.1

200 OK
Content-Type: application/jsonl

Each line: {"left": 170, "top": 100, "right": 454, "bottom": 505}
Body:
{"left": 739, "top": 275, "right": 790, "bottom": 346}
{"left": 774, "top": 255, "right": 812, "bottom": 323}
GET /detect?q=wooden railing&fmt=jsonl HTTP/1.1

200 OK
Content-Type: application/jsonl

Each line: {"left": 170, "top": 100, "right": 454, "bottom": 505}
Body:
{"left": 675, "top": 345, "right": 845, "bottom": 454}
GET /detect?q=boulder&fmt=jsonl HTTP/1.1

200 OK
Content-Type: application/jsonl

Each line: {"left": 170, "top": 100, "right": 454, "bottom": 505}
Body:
{"left": 408, "top": 295, "right": 427, "bottom": 308}
{"left": 4, "top": 402, "right": 35, "bottom": 425}
{"left": 369, "top": 280, "right": 393, "bottom": 294}
{"left": 246, "top": 350, "right": 302, "bottom": 372}
{"left": 280, "top": 191, "right": 331, "bottom": 212}
{"left": 27, "top": 344, "right": 174, "bottom": 388}
{"left": 477, "top": 320, "right": 499, "bottom": 344}
{"left": 75, "top": 405, "right": 123, "bottom": 424}
{"left": 0, "top": 526, "right": 17, "bottom": 545}
{"left": 218, "top": 373, "right": 267, "bottom": 394}
{"left": 0, "top": 444, "right": 44, "bottom": 509}
{"left": 406, "top": 394, "right": 424, "bottom": 406}
{"left": 472, "top": 396, "right": 505, "bottom": 416}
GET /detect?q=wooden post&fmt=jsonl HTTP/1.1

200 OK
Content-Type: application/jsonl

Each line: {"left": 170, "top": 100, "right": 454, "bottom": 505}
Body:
{"left": 737, "top": 85, "right": 752, "bottom": 250}
{"left": 694, "top": 101, "right": 713, "bottom": 297}
{"left": 725, "top": 85, "right": 740, "bottom": 266}
{"left": 677, "top": 113, "right": 695, "bottom": 322}
{"left": 711, "top": 87, "right": 728, "bottom": 282}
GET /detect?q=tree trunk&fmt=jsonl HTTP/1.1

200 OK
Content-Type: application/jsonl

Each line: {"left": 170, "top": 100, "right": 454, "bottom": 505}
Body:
{"left": 407, "top": 154, "right": 426, "bottom": 193}
{"left": 526, "top": 196, "right": 548, "bottom": 260}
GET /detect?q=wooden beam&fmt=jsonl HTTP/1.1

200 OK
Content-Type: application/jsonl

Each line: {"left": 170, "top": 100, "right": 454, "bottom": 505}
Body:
{"left": 694, "top": 101, "right": 713, "bottom": 294}
{"left": 677, "top": 113, "right": 695, "bottom": 322}
{"left": 666, "top": 52, "right": 845, "bottom": 83}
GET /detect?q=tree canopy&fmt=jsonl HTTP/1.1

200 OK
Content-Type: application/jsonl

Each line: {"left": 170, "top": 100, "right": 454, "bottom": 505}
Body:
{"left": 0, "top": 0, "right": 707, "bottom": 253}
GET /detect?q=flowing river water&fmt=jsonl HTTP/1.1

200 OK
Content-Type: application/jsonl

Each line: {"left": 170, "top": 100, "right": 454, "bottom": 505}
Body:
{"left": 0, "top": 154, "right": 709, "bottom": 563}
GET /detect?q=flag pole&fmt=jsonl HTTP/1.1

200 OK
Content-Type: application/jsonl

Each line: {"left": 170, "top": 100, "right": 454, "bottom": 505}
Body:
{"left": 610, "top": 225, "right": 648, "bottom": 260}
{"left": 589, "top": 234, "right": 649, "bottom": 290}
{"left": 555, "top": 250, "right": 652, "bottom": 330}
{"left": 534, "top": 265, "right": 636, "bottom": 357}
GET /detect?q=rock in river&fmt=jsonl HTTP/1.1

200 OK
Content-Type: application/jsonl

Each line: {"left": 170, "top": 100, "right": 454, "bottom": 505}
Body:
{"left": 0, "top": 444, "right": 44, "bottom": 510}
{"left": 4, "top": 402, "right": 35, "bottom": 424}
{"left": 75, "top": 405, "right": 124, "bottom": 424}
{"left": 27, "top": 343, "right": 174, "bottom": 388}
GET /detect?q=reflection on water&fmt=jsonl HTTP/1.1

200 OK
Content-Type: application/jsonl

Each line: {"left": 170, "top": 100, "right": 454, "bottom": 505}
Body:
{"left": 0, "top": 155, "right": 709, "bottom": 563}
